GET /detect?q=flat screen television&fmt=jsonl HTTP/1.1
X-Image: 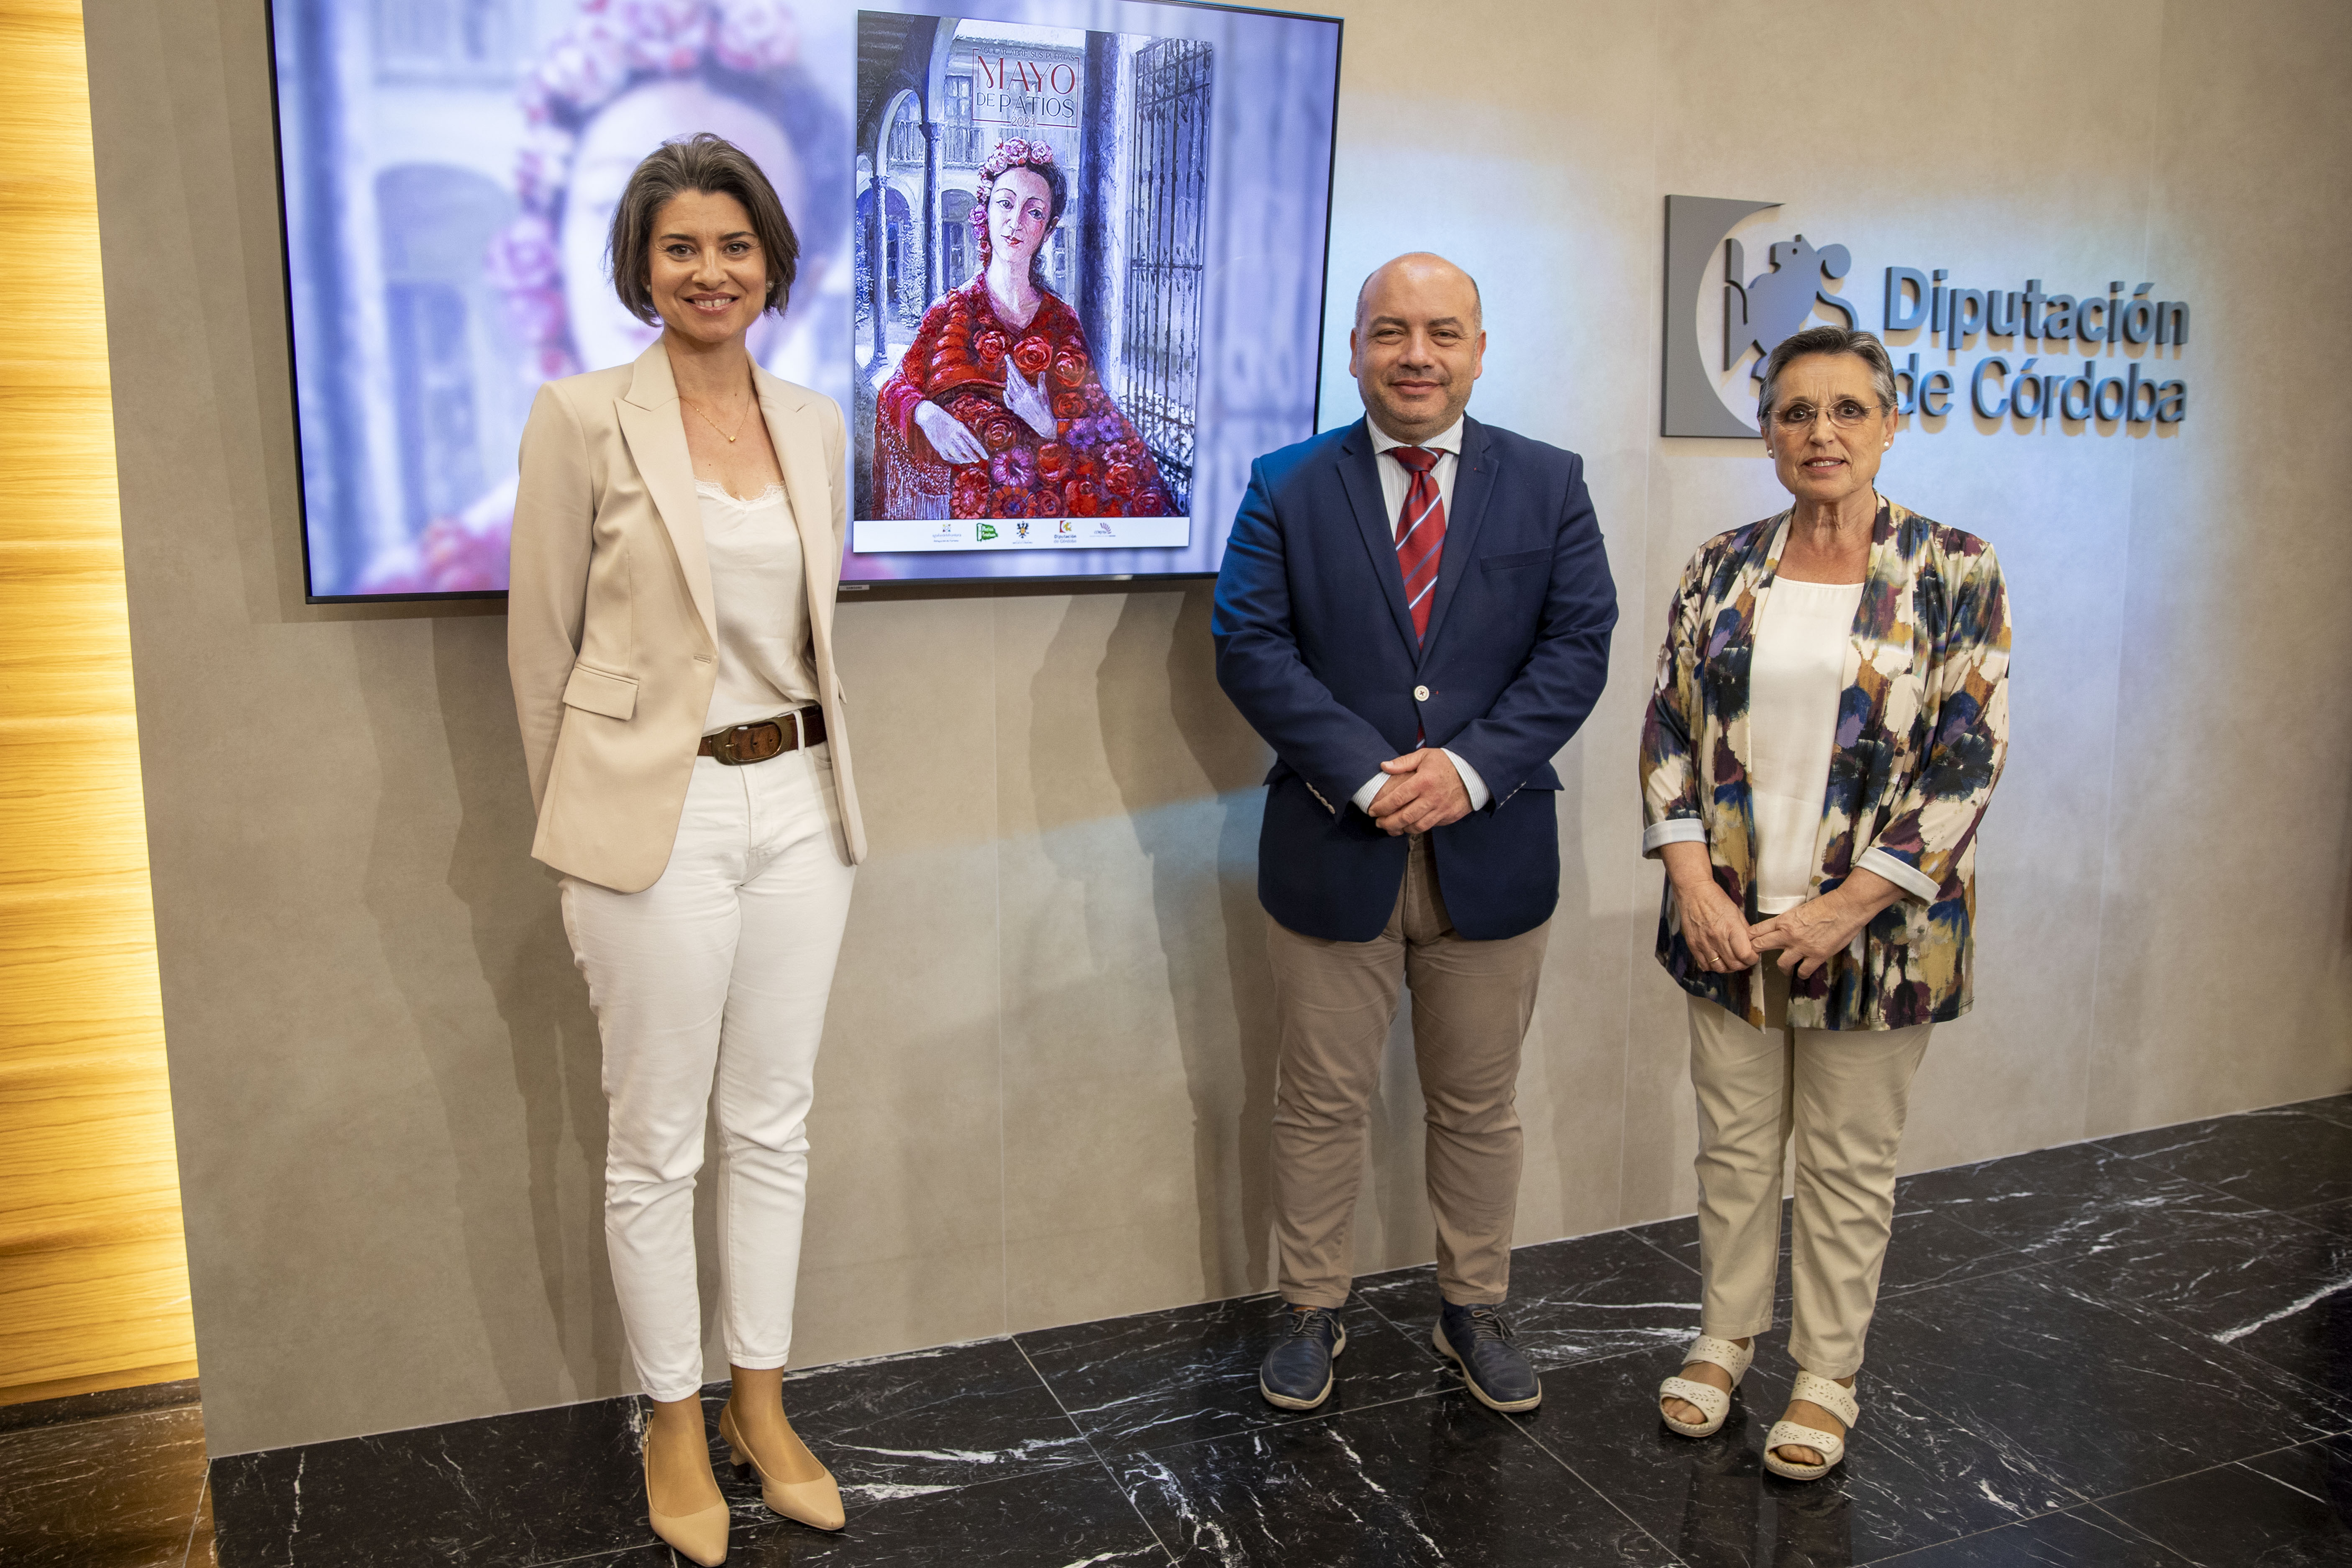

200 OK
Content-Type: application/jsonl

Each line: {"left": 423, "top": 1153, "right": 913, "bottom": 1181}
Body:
{"left": 266, "top": 0, "right": 1343, "bottom": 600}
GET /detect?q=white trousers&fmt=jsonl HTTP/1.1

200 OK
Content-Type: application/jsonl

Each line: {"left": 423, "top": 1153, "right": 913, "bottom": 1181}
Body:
{"left": 560, "top": 744, "right": 857, "bottom": 1403}
{"left": 1687, "top": 963, "right": 1932, "bottom": 1379}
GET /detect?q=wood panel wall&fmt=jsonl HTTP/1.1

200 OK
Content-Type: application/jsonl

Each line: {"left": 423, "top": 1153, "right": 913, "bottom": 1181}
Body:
{"left": 0, "top": 0, "right": 197, "bottom": 1406}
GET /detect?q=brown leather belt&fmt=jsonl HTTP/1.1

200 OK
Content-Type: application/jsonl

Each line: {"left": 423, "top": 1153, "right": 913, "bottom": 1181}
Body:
{"left": 698, "top": 706, "right": 825, "bottom": 766}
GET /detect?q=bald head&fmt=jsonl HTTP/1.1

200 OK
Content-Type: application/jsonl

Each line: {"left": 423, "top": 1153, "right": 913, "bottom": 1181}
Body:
{"left": 1355, "top": 253, "right": 1482, "bottom": 330}
{"left": 1348, "top": 252, "right": 1486, "bottom": 443}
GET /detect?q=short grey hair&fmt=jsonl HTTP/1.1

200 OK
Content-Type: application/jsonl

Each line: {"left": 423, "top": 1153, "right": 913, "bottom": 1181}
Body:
{"left": 1756, "top": 325, "right": 1899, "bottom": 426}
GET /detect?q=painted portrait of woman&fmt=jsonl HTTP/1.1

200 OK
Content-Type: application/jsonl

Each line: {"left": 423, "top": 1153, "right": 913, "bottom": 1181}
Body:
{"left": 870, "top": 138, "right": 1175, "bottom": 524}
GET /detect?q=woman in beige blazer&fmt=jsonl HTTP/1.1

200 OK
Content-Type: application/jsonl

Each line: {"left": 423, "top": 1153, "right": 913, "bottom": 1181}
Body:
{"left": 507, "top": 133, "right": 862, "bottom": 1564}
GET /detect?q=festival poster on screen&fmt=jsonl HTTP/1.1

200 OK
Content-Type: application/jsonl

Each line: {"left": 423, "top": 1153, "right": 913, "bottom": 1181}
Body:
{"left": 852, "top": 17, "right": 1204, "bottom": 558}
{"left": 266, "top": 0, "right": 1337, "bottom": 599}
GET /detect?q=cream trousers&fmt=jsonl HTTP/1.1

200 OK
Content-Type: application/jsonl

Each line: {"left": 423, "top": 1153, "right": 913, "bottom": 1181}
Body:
{"left": 1687, "top": 964, "right": 1932, "bottom": 1379}
{"left": 560, "top": 745, "right": 856, "bottom": 1403}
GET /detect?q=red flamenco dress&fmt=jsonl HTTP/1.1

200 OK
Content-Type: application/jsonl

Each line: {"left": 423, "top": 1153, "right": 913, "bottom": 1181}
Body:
{"left": 872, "top": 276, "right": 1176, "bottom": 523}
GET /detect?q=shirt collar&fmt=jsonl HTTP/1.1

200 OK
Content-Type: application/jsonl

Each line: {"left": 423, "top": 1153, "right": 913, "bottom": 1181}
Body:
{"left": 1366, "top": 414, "right": 1464, "bottom": 458}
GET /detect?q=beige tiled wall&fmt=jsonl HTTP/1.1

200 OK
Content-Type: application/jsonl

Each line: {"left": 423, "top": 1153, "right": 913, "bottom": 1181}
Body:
{"left": 85, "top": 0, "right": 2352, "bottom": 1456}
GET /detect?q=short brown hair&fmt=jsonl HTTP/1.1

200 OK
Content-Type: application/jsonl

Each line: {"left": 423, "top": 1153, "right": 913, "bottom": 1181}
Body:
{"left": 607, "top": 132, "right": 799, "bottom": 325}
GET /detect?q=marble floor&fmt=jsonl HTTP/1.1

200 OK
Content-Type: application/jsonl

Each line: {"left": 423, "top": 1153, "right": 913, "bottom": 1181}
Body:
{"left": 8, "top": 1097, "right": 2352, "bottom": 1566}
{"left": 0, "top": 1378, "right": 212, "bottom": 1567}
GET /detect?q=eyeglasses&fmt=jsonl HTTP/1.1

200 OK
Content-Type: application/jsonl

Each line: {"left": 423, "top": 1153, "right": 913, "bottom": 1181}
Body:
{"left": 1770, "top": 399, "right": 1883, "bottom": 430}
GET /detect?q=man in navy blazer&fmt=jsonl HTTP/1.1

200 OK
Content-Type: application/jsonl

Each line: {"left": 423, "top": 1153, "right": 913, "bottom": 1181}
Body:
{"left": 1213, "top": 254, "right": 1617, "bottom": 1415}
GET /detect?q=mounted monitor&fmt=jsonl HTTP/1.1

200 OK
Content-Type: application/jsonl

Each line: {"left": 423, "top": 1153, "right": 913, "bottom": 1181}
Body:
{"left": 265, "top": 0, "right": 1343, "bottom": 600}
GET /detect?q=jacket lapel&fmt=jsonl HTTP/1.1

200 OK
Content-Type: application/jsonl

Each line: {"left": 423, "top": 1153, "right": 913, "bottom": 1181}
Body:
{"left": 1413, "top": 417, "right": 1494, "bottom": 667}
{"left": 615, "top": 341, "right": 717, "bottom": 648}
{"left": 755, "top": 369, "right": 837, "bottom": 651}
{"left": 1336, "top": 419, "right": 1420, "bottom": 656}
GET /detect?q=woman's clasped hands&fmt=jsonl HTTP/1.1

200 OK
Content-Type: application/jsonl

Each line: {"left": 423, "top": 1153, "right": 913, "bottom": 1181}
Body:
{"left": 1661, "top": 844, "right": 1905, "bottom": 978}
{"left": 1746, "top": 884, "right": 1896, "bottom": 978}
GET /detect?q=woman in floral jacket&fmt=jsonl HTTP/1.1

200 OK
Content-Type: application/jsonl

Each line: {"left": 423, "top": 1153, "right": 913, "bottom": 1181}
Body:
{"left": 871, "top": 138, "right": 1173, "bottom": 523}
{"left": 1642, "top": 327, "right": 2009, "bottom": 1482}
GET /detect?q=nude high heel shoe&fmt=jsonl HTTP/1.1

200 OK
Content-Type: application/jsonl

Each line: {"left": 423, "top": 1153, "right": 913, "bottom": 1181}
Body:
{"left": 643, "top": 1430, "right": 730, "bottom": 1565}
{"left": 719, "top": 1402, "right": 846, "bottom": 1532}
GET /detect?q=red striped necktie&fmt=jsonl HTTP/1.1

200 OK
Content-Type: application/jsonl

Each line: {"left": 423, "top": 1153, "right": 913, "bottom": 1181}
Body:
{"left": 1391, "top": 445, "right": 1447, "bottom": 642}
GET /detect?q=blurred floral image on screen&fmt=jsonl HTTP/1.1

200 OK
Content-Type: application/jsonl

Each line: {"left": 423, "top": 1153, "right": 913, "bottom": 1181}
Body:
{"left": 274, "top": 0, "right": 851, "bottom": 597}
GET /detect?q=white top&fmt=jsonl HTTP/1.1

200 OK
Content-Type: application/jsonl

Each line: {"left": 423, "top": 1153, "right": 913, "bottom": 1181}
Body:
{"left": 696, "top": 480, "right": 820, "bottom": 733}
{"left": 1747, "top": 576, "right": 1865, "bottom": 914}
{"left": 1349, "top": 415, "right": 1491, "bottom": 815}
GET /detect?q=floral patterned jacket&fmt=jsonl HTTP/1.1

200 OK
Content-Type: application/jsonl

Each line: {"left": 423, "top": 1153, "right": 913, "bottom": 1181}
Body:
{"left": 1640, "top": 498, "right": 2010, "bottom": 1030}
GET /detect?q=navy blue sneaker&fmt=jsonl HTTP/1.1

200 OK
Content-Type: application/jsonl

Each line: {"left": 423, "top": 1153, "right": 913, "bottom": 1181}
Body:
{"left": 1435, "top": 1302, "right": 1542, "bottom": 1412}
{"left": 1259, "top": 1305, "right": 1348, "bottom": 1410}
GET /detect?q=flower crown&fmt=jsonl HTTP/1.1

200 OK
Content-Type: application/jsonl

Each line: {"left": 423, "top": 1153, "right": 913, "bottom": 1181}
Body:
{"left": 521, "top": 0, "right": 800, "bottom": 130}
{"left": 484, "top": 0, "right": 803, "bottom": 378}
{"left": 976, "top": 136, "right": 1055, "bottom": 186}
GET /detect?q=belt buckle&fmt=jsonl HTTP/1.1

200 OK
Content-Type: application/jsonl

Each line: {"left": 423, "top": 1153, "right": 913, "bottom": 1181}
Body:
{"left": 708, "top": 722, "right": 777, "bottom": 766}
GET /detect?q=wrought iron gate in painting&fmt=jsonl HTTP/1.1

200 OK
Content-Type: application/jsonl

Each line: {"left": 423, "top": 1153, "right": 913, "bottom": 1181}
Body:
{"left": 1120, "top": 38, "right": 1211, "bottom": 510}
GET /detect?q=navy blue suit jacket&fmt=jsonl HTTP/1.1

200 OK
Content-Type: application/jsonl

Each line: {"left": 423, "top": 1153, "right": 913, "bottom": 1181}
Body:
{"left": 1212, "top": 416, "right": 1618, "bottom": 942}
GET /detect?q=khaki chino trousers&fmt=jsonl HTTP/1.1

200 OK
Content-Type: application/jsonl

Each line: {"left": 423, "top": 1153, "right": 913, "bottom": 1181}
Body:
{"left": 1267, "top": 832, "right": 1549, "bottom": 1309}
{"left": 1688, "top": 963, "right": 1933, "bottom": 1379}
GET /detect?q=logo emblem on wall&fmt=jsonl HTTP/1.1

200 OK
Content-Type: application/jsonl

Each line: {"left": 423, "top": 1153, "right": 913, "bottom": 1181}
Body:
{"left": 1661, "top": 195, "right": 2191, "bottom": 436}
{"left": 1016, "top": 520, "right": 1031, "bottom": 538}
{"left": 1726, "top": 235, "right": 1856, "bottom": 374}
{"left": 1057, "top": 519, "right": 1075, "bottom": 536}
{"left": 976, "top": 523, "right": 999, "bottom": 542}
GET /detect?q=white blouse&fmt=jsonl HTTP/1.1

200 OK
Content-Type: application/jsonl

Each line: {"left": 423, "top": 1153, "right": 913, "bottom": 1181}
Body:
{"left": 696, "top": 480, "right": 819, "bottom": 733}
{"left": 1747, "top": 576, "right": 1864, "bottom": 915}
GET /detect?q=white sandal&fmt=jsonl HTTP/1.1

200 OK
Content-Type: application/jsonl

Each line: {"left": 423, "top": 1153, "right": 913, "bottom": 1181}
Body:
{"left": 1657, "top": 1334, "right": 1754, "bottom": 1438}
{"left": 1763, "top": 1370, "right": 1858, "bottom": 1480}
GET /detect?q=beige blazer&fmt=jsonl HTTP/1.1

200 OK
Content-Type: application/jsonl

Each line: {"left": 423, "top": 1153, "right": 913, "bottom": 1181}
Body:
{"left": 508, "top": 340, "right": 867, "bottom": 892}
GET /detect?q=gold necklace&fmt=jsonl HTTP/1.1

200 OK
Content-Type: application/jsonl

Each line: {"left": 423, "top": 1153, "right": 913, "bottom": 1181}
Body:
{"left": 684, "top": 395, "right": 753, "bottom": 444}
